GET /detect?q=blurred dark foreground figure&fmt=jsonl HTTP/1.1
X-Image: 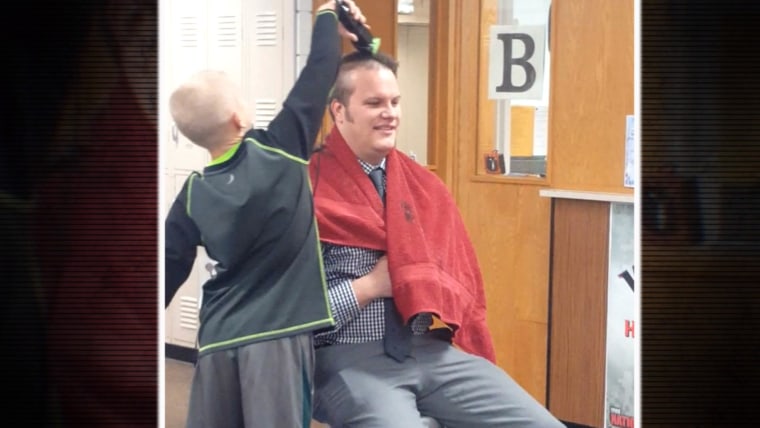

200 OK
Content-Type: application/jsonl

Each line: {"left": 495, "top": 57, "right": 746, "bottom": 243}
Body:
{"left": 29, "top": 0, "right": 159, "bottom": 425}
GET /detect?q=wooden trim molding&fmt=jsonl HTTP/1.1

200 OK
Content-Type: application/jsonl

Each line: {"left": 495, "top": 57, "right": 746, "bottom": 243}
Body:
{"left": 540, "top": 189, "right": 635, "bottom": 204}
{"left": 427, "top": 0, "right": 463, "bottom": 194}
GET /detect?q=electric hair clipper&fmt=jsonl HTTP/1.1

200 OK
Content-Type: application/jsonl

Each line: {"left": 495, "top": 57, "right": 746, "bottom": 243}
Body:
{"left": 335, "top": 0, "right": 381, "bottom": 54}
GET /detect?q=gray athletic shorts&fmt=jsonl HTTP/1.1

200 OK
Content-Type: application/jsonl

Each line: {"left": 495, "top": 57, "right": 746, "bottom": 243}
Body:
{"left": 186, "top": 333, "right": 314, "bottom": 428}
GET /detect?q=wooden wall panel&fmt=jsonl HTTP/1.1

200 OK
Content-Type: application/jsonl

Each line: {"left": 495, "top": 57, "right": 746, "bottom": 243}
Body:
{"left": 460, "top": 183, "right": 552, "bottom": 402}
{"left": 347, "top": 0, "right": 398, "bottom": 57}
{"left": 548, "top": 199, "right": 610, "bottom": 427}
{"left": 547, "top": 0, "right": 634, "bottom": 193}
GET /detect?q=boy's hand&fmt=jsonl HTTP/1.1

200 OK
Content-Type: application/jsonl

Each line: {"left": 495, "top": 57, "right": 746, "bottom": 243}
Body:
{"left": 318, "top": 0, "right": 369, "bottom": 43}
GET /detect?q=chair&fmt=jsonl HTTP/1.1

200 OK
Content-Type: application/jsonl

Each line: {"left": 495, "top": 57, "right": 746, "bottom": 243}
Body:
{"left": 422, "top": 416, "right": 443, "bottom": 427}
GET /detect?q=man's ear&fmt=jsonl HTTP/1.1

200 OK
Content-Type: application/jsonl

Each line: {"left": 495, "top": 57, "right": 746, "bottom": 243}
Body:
{"left": 329, "top": 99, "right": 343, "bottom": 122}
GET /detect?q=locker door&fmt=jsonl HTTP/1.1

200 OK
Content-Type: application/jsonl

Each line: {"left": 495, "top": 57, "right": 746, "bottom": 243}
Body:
{"left": 165, "top": 172, "right": 203, "bottom": 348}
{"left": 166, "top": 0, "right": 210, "bottom": 172}
{"left": 208, "top": 0, "right": 243, "bottom": 86}
{"left": 242, "top": 0, "right": 290, "bottom": 129}
{"left": 163, "top": 0, "right": 209, "bottom": 348}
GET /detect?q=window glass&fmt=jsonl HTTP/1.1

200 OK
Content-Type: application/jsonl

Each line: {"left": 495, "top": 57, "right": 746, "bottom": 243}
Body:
{"left": 479, "top": 0, "right": 551, "bottom": 178}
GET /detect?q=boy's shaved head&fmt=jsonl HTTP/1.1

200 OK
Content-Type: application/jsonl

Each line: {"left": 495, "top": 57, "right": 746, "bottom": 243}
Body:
{"left": 169, "top": 70, "right": 247, "bottom": 149}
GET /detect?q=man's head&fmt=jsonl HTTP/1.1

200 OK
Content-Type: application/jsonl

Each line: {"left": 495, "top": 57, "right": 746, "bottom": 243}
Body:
{"left": 329, "top": 51, "right": 400, "bottom": 165}
{"left": 169, "top": 70, "right": 251, "bottom": 153}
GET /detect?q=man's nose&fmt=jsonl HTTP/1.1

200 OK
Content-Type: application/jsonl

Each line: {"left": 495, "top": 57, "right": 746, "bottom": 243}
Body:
{"left": 380, "top": 105, "right": 398, "bottom": 118}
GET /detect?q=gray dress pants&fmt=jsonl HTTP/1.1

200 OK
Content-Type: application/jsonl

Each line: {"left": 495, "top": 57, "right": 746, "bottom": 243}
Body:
{"left": 313, "top": 332, "right": 564, "bottom": 428}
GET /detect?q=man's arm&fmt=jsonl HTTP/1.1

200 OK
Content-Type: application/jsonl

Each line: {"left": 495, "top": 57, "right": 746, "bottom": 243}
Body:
{"left": 351, "top": 255, "right": 392, "bottom": 306}
{"left": 322, "top": 247, "right": 392, "bottom": 331}
{"left": 165, "top": 196, "right": 201, "bottom": 307}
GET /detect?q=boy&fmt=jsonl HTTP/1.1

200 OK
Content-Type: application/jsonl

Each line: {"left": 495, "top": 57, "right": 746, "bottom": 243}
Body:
{"left": 165, "top": 2, "right": 366, "bottom": 426}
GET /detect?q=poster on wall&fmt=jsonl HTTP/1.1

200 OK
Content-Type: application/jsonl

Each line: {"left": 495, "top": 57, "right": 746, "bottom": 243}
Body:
{"left": 604, "top": 203, "right": 635, "bottom": 428}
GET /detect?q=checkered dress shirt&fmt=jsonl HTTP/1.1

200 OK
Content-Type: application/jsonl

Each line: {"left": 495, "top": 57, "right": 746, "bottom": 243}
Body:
{"left": 314, "top": 158, "right": 433, "bottom": 346}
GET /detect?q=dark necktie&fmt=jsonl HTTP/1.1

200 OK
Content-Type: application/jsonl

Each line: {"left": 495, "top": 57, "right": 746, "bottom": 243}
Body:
{"left": 368, "top": 167, "right": 385, "bottom": 203}
{"left": 367, "top": 167, "right": 412, "bottom": 362}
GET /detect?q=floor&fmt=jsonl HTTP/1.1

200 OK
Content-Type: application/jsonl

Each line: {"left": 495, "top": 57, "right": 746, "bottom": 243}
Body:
{"left": 164, "top": 358, "right": 194, "bottom": 428}
{"left": 164, "top": 358, "right": 327, "bottom": 428}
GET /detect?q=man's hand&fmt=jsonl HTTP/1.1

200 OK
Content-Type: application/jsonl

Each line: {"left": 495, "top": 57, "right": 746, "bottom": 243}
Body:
{"left": 318, "top": 0, "right": 369, "bottom": 43}
{"left": 352, "top": 255, "right": 392, "bottom": 307}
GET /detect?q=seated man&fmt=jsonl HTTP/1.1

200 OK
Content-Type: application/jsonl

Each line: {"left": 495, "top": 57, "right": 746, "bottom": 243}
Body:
{"left": 308, "top": 50, "right": 565, "bottom": 428}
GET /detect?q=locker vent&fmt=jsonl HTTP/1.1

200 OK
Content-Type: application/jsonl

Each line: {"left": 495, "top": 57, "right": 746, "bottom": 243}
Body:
{"left": 216, "top": 15, "right": 238, "bottom": 48}
{"left": 179, "top": 17, "right": 200, "bottom": 48}
{"left": 255, "top": 12, "right": 278, "bottom": 47}
{"left": 178, "top": 296, "right": 200, "bottom": 330}
{"left": 254, "top": 99, "right": 278, "bottom": 129}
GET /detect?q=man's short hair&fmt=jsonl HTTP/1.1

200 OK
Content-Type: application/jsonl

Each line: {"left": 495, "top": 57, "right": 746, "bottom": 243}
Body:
{"left": 330, "top": 51, "right": 399, "bottom": 106}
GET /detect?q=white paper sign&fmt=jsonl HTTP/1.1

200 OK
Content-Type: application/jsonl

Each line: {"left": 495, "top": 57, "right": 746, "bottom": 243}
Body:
{"left": 488, "top": 25, "right": 546, "bottom": 100}
{"left": 624, "top": 115, "right": 635, "bottom": 188}
{"left": 532, "top": 106, "right": 549, "bottom": 156}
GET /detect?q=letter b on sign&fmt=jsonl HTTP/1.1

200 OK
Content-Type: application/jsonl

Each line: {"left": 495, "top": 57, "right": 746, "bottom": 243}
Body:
{"left": 488, "top": 25, "right": 546, "bottom": 100}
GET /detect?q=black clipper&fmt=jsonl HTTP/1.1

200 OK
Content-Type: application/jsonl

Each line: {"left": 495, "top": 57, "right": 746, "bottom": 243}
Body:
{"left": 335, "top": 0, "right": 381, "bottom": 54}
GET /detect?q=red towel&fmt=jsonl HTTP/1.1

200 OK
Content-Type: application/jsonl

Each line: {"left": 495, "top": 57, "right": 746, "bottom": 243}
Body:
{"left": 310, "top": 127, "right": 496, "bottom": 362}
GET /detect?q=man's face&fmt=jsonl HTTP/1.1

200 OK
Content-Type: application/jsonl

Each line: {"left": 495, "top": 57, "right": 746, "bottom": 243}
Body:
{"left": 334, "top": 66, "right": 401, "bottom": 165}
